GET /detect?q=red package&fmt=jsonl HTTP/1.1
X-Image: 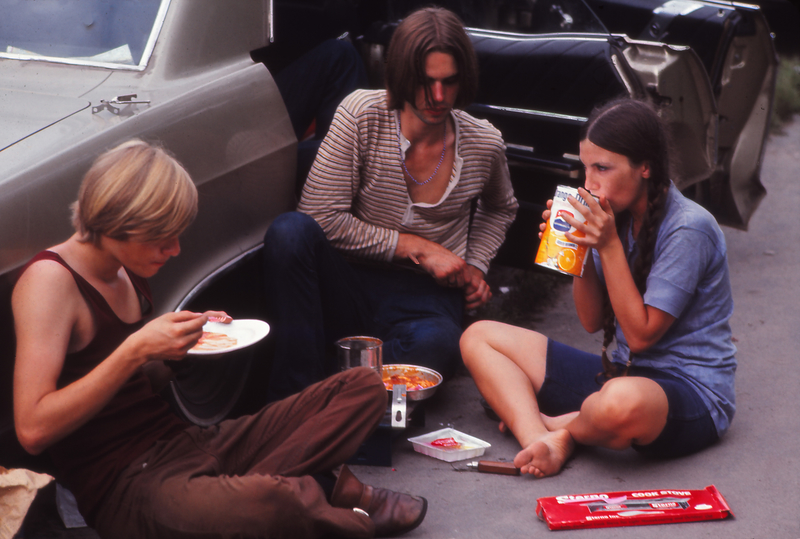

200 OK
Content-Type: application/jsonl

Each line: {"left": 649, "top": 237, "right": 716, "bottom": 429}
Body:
{"left": 536, "top": 485, "right": 733, "bottom": 530}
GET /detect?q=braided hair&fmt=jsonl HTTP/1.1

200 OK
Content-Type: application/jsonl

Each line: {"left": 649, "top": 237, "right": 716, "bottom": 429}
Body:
{"left": 581, "top": 99, "right": 673, "bottom": 381}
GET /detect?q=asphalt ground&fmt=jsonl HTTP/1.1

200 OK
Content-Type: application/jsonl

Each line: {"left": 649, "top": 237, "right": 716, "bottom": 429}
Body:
{"left": 18, "top": 117, "right": 800, "bottom": 538}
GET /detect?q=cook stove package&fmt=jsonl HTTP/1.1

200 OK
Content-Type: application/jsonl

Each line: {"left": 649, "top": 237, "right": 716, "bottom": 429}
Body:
{"left": 536, "top": 485, "right": 733, "bottom": 530}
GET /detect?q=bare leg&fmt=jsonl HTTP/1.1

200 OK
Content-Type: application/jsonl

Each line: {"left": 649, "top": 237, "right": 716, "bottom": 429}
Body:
{"left": 564, "top": 376, "right": 669, "bottom": 449}
{"left": 461, "top": 321, "right": 574, "bottom": 478}
{"left": 462, "top": 322, "right": 670, "bottom": 477}
{"left": 541, "top": 411, "right": 579, "bottom": 432}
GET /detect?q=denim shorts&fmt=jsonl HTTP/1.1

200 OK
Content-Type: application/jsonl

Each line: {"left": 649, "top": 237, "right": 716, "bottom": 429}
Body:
{"left": 537, "top": 340, "right": 719, "bottom": 458}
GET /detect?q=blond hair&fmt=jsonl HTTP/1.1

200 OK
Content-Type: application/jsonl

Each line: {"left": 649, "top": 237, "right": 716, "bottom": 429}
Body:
{"left": 71, "top": 139, "right": 198, "bottom": 245}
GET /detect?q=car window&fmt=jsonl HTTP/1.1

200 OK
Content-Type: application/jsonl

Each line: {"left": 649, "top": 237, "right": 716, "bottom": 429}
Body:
{"left": 386, "top": 0, "right": 608, "bottom": 34}
{"left": 0, "top": 0, "right": 168, "bottom": 70}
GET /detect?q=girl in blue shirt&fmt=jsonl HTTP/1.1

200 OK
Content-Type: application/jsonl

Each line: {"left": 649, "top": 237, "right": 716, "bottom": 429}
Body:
{"left": 461, "top": 98, "right": 736, "bottom": 478}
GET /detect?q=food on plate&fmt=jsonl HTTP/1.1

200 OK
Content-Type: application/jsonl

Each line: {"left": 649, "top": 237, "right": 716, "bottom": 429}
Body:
{"left": 192, "top": 331, "right": 238, "bottom": 352}
{"left": 382, "top": 369, "right": 438, "bottom": 391}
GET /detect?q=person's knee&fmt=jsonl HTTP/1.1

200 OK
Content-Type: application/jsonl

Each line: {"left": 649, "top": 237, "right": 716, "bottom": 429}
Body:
{"left": 586, "top": 379, "right": 650, "bottom": 435}
{"left": 415, "top": 319, "right": 461, "bottom": 357}
{"left": 460, "top": 320, "right": 501, "bottom": 365}
{"left": 382, "top": 319, "right": 461, "bottom": 377}
{"left": 325, "top": 39, "right": 359, "bottom": 63}
{"left": 317, "top": 39, "right": 364, "bottom": 75}
{"left": 263, "top": 211, "right": 322, "bottom": 258}
{"left": 342, "top": 367, "right": 387, "bottom": 412}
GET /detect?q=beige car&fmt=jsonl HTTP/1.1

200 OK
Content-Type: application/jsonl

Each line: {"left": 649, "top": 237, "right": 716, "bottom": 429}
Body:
{"left": 0, "top": 0, "right": 297, "bottom": 457}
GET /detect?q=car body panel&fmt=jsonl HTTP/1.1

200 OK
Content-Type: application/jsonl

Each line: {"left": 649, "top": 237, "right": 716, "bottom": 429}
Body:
{"left": 583, "top": 0, "right": 778, "bottom": 227}
{"left": 619, "top": 37, "right": 718, "bottom": 188}
{"left": 0, "top": 91, "right": 91, "bottom": 152}
{"left": 711, "top": 3, "right": 776, "bottom": 226}
{"left": 0, "top": 0, "right": 294, "bottom": 308}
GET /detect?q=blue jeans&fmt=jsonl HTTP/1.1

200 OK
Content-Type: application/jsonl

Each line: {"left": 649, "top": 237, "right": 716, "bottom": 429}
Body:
{"left": 275, "top": 38, "right": 367, "bottom": 142}
{"left": 274, "top": 39, "right": 368, "bottom": 195}
{"left": 262, "top": 212, "right": 465, "bottom": 401}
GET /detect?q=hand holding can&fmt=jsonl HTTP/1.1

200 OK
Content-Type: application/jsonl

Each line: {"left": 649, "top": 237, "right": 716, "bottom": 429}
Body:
{"left": 534, "top": 185, "right": 594, "bottom": 277}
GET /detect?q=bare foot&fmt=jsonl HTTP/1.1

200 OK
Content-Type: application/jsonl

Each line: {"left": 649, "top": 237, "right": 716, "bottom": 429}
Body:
{"left": 541, "top": 411, "right": 579, "bottom": 432}
{"left": 513, "top": 429, "right": 574, "bottom": 478}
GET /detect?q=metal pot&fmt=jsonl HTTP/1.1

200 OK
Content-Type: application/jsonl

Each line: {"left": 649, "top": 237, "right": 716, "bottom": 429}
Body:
{"left": 382, "top": 364, "right": 443, "bottom": 402}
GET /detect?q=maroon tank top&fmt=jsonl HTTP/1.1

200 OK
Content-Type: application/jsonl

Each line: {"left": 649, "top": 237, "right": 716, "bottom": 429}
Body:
{"left": 20, "top": 251, "right": 187, "bottom": 525}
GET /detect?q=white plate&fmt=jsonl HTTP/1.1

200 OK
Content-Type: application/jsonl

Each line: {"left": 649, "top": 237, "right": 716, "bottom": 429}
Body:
{"left": 188, "top": 319, "right": 270, "bottom": 356}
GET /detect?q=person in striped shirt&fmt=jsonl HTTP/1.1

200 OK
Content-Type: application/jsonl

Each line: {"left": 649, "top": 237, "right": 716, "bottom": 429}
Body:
{"left": 262, "top": 7, "right": 518, "bottom": 401}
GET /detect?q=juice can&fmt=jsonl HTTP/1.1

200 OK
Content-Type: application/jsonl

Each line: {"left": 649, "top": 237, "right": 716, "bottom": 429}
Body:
{"left": 534, "top": 185, "right": 592, "bottom": 277}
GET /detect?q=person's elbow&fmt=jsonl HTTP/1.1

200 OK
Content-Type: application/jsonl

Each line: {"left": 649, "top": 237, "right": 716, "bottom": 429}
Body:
{"left": 577, "top": 310, "right": 603, "bottom": 334}
{"left": 14, "top": 418, "right": 52, "bottom": 455}
{"left": 15, "top": 422, "right": 50, "bottom": 455}
{"left": 625, "top": 311, "right": 674, "bottom": 354}
{"left": 579, "top": 319, "right": 603, "bottom": 334}
{"left": 626, "top": 334, "right": 660, "bottom": 355}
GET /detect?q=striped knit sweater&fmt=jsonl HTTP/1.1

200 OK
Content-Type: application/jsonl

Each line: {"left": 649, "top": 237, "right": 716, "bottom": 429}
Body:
{"left": 298, "top": 89, "right": 518, "bottom": 274}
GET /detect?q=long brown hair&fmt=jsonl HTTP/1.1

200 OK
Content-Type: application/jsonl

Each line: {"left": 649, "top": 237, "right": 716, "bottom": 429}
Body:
{"left": 384, "top": 7, "right": 478, "bottom": 111}
{"left": 582, "top": 99, "right": 672, "bottom": 380}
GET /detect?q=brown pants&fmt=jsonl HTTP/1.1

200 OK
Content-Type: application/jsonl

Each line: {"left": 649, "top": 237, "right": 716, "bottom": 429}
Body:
{"left": 93, "top": 368, "right": 387, "bottom": 539}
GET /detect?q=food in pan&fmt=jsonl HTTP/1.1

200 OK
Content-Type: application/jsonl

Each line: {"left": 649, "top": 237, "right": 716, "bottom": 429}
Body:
{"left": 382, "top": 370, "right": 438, "bottom": 391}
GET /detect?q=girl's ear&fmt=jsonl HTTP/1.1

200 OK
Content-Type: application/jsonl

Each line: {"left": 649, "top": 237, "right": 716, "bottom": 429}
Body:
{"left": 640, "top": 161, "right": 651, "bottom": 179}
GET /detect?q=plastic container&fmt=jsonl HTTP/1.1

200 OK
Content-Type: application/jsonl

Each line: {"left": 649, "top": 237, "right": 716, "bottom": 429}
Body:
{"left": 407, "top": 428, "right": 491, "bottom": 462}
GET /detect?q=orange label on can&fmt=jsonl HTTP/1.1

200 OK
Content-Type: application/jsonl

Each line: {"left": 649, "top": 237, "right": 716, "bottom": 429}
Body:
{"left": 535, "top": 186, "right": 592, "bottom": 277}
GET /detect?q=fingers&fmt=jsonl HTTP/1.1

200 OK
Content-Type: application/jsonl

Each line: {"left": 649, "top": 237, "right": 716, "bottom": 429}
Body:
{"left": 540, "top": 199, "right": 555, "bottom": 239}
{"left": 561, "top": 189, "right": 616, "bottom": 250}
{"left": 168, "top": 310, "right": 206, "bottom": 322}
{"left": 464, "top": 269, "right": 492, "bottom": 309}
{"left": 204, "top": 311, "right": 232, "bottom": 324}
{"left": 174, "top": 311, "right": 207, "bottom": 333}
{"left": 465, "top": 291, "right": 491, "bottom": 310}
{"left": 138, "top": 311, "right": 208, "bottom": 361}
{"left": 576, "top": 187, "right": 610, "bottom": 216}
{"left": 434, "top": 260, "right": 468, "bottom": 287}
{"left": 447, "top": 269, "right": 467, "bottom": 288}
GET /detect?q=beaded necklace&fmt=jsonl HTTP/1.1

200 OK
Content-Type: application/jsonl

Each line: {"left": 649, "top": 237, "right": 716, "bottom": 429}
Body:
{"left": 399, "top": 118, "right": 447, "bottom": 186}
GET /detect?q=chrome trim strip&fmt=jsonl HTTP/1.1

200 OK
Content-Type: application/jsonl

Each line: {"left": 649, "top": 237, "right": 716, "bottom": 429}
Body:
{"left": 268, "top": 0, "right": 274, "bottom": 44}
{"left": 139, "top": 0, "right": 171, "bottom": 70}
{"left": 0, "top": 54, "right": 143, "bottom": 71}
{"left": 619, "top": 34, "right": 690, "bottom": 51}
{"left": 476, "top": 104, "right": 587, "bottom": 123}
{"left": 611, "top": 53, "right": 635, "bottom": 96}
{"left": 699, "top": 0, "right": 757, "bottom": 11}
{"left": 506, "top": 143, "right": 535, "bottom": 153}
{"left": 467, "top": 28, "right": 611, "bottom": 43}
